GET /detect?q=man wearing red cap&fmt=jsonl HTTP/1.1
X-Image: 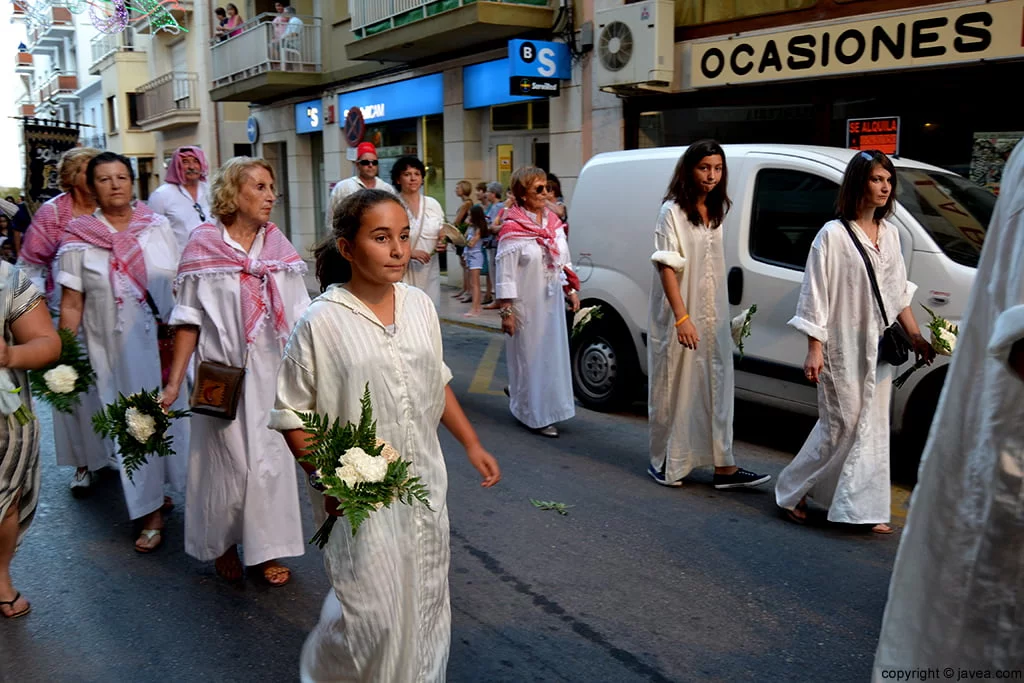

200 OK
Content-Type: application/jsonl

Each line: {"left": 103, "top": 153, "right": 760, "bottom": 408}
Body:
{"left": 327, "top": 142, "right": 395, "bottom": 223}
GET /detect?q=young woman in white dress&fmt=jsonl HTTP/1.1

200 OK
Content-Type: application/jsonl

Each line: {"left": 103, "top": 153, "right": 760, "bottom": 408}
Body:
{"left": 160, "top": 157, "right": 310, "bottom": 585}
{"left": 648, "top": 141, "right": 771, "bottom": 490}
{"left": 391, "top": 156, "right": 444, "bottom": 307}
{"left": 57, "top": 152, "right": 190, "bottom": 553}
{"left": 271, "top": 189, "right": 501, "bottom": 682}
{"left": 776, "top": 150, "right": 932, "bottom": 533}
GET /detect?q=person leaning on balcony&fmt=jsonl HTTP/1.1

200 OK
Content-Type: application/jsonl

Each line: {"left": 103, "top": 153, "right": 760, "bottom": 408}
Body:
{"left": 215, "top": 4, "right": 243, "bottom": 39}
{"left": 147, "top": 146, "right": 212, "bottom": 254}
{"left": 327, "top": 142, "right": 395, "bottom": 226}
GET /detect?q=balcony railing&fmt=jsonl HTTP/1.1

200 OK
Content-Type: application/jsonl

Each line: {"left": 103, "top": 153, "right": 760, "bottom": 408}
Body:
{"left": 210, "top": 13, "right": 322, "bottom": 88}
{"left": 81, "top": 134, "right": 107, "bottom": 150}
{"left": 351, "top": 0, "right": 549, "bottom": 35}
{"left": 15, "top": 52, "right": 33, "bottom": 72}
{"left": 37, "top": 72, "right": 78, "bottom": 102}
{"left": 26, "top": 5, "right": 74, "bottom": 49}
{"left": 90, "top": 28, "right": 139, "bottom": 72}
{"left": 136, "top": 71, "right": 200, "bottom": 127}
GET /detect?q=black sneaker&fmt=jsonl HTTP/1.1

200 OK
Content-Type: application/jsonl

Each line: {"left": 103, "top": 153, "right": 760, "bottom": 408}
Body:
{"left": 713, "top": 468, "right": 771, "bottom": 490}
{"left": 647, "top": 463, "right": 683, "bottom": 487}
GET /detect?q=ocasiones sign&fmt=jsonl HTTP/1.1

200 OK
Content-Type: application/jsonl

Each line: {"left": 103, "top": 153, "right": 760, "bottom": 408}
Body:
{"left": 688, "top": 0, "right": 1024, "bottom": 88}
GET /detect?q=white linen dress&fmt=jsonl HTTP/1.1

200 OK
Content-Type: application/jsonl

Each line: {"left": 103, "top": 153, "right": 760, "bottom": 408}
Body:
{"left": 170, "top": 226, "right": 310, "bottom": 566}
{"left": 776, "top": 219, "right": 916, "bottom": 524}
{"left": 648, "top": 202, "right": 736, "bottom": 481}
{"left": 270, "top": 283, "right": 453, "bottom": 683}
{"left": 872, "top": 141, "right": 1024, "bottom": 675}
{"left": 57, "top": 213, "right": 190, "bottom": 520}
{"left": 402, "top": 194, "right": 443, "bottom": 307}
{"left": 147, "top": 181, "right": 211, "bottom": 253}
{"left": 494, "top": 218, "right": 575, "bottom": 430}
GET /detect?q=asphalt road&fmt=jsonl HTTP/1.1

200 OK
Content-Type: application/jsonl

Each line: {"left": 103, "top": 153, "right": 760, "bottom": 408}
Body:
{"left": 0, "top": 323, "right": 908, "bottom": 683}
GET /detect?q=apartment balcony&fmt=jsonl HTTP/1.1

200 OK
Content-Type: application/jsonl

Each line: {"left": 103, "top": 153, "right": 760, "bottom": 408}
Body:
{"left": 26, "top": 5, "right": 74, "bottom": 51}
{"left": 136, "top": 72, "right": 201, "bottom": 131}
{"left": 90, "top": 29, "right": 143, "bottom": 75}
{"left": 15, "top": 52, "right": 33, "bottom": 74}
{"left": 12, "top": 1, "right": 27, "bottom": 17}
{"left": 132, "top": 1, "right": 192, "bottom": 34}
{"left": 17, "top": 93, "right": 34, "bottom": 117}
{"left": 348, "top": 0, "right": 553, "bottom": 62}
{"left": 81, "top": 133, "right": 107, "bottom": 150}
{"left": 209, "top": 13, "right": 322, "bottom": 102}
{"left": 38, "top": 72, "right": 78, "bottom": 103}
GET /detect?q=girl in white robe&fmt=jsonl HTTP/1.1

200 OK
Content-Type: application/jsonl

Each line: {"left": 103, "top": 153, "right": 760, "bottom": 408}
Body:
{"left": 271, "top": 188, "right": 500, "bottom": 682}
{"left": 57, "top": 153, "right": 189, "bottom": 552}
{"left": 495, "top": 167, "right": 578, "bottom": 438}
{"left": 161, "top": 158, "right": 311, "bottom": 584}
{"left": 776, "top": 150, "right": 930, "bottom": 533}
{"left": 392, "top": 156, "right": 443, "bottom": 307}
{"left": 872, "top": 140, "right": 1024, "bottom": 676}
{"left": 647, "top": 141, "right": 771, "bottom": 490}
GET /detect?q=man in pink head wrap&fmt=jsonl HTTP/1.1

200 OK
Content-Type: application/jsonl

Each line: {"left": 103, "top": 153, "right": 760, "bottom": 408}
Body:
{"left": 327, "top": 140, "right": 395, "bottom": 226}
{"left": 147, "top": 146, "right": 212, "bottom": 252}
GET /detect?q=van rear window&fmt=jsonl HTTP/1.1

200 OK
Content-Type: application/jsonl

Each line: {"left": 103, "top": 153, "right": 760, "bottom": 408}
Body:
{"left": 894, "top": 169, "right": 994, "bottom": 269}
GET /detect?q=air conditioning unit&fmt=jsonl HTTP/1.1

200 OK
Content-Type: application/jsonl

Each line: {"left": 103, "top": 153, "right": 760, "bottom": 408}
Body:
{"left": 594, "top": 0, "right": 674, "bottom": 92}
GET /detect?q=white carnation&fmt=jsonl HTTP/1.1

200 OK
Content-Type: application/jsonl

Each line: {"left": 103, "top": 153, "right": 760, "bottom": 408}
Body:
{"left": 731, "top": 306, "right": 755, "bottom": 346}
{"left": 355, "top": 454, "right": 388, "bottom": 483}
{"left": 43, "top": 364, "right": 79, "bottom": 394}
{"left": 572, "top": 306, "right": 597, "bottom": 330}
{"left": 341, "top": 446, "right": 370, "bottom": 468}
{"left": 334, "top": 463, "right": 362, "bottom": 488}
{"left": 376, "top": 439, "right": 400, "bottom": 464}
{"left": 933, "top": 327, "right": 957, "bottom": 356}
{"left": 125, "top": 407, "right": 157, "bottom": 443}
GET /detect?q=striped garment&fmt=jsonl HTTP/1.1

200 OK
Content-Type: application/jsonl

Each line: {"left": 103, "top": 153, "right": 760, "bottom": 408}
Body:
{"left": 0, "top": 262, "right": 45, "bottom": 546}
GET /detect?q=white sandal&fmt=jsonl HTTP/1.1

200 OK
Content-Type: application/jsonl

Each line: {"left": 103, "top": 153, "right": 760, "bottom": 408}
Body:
{"left": 135, "top": 529, "right": 163, "bottom": 553}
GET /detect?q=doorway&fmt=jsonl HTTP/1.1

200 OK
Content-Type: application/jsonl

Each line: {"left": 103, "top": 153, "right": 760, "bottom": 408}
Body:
{"left": 488, "top": 134, "right": 550, "bottom": 187}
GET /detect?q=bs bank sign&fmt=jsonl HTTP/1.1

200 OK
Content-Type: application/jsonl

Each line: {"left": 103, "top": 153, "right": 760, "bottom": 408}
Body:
{"left": 337, "top": 74, "right": 443, "bottom": 125}
{"left": 688, "top": 0, "right": 1024, "bottom": 88}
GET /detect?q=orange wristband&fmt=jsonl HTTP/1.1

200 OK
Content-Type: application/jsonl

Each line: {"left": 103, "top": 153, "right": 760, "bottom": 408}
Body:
{"left": 674, "top": 314, "right": 690, "bottom": 327}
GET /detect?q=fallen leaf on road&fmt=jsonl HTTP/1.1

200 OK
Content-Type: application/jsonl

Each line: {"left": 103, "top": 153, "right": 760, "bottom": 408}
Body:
{"left": 530, "top": 499, "right": 572, "bottom": 516}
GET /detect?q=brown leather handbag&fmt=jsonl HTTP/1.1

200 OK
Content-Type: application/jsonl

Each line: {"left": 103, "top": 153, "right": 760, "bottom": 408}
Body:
{"left": 144, "top": 290, "right": 174, "bottom": 387}
{"left": 190, "top": 358, "right": 247, "bottom": 420}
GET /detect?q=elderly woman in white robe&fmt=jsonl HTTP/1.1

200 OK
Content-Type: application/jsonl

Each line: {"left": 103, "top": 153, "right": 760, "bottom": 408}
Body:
{"left": 272, "top": 189, "right": 499, "bottom": 682}
{"left": 776, "top": 150, "right": 931, "bottom": 533}
{"left": 872, "top": 141, "right": 1024, "bottom": 676}
{"left": 58, "top": 151, "right": 190, "bottom": 553}
{"left": 391, "top": 155, "right": 444, "bottom": 307}
{"left": 495, "top": 167, "right": 578, "bottom": 439}
{"left": 160, "top": 157, "right": 310, "bottom": 585}
{"left": 648, "top": 141, "right": 771, "bottom": 490}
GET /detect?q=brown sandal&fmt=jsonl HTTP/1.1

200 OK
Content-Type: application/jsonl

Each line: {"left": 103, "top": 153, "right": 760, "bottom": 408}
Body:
{"left": 261, "top": 563, "right": 291, "bottom": 587}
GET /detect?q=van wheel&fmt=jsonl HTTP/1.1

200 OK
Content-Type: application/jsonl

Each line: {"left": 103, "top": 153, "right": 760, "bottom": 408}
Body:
{"left": 571, "top": 318, "right": 637, "bottom": 411}
{"left": 896, "top": 366, "right": 947, "bottom": 484}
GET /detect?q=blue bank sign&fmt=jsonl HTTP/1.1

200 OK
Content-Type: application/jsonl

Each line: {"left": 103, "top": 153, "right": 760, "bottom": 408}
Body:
{"left": 463, "top": 59, "right": 541, "bottom": 109}
{"left": 338, "top": 74, "right": 444, "bottom": 125}
{"left": 294, "top": 98, "right": 323, "bottom": 134}
{"left": 508, "top": 39, "right": 571, "bottom": 79}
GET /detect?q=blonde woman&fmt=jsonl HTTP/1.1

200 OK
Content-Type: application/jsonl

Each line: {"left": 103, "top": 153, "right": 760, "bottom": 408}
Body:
{"left": 17, "top": 147, "right": 110, "bottom": 490}
{"left": 452, "top": 180, "right": 474, "bottom": 302}
{"left": 161, "top": 157, "right": 310, "bottom": 585}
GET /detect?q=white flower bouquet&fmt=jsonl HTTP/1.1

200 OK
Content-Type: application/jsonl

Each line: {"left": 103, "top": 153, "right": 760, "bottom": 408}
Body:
{"left": 893, "top": 304, "right": 959, "bottom": 389}
{"left": 92, "top": 388, "right": 189, "bottom": 482}
{"left": 296, "top": 384, "right": 431, "bottom": 546}
{"left": 29, "top": 328, "right": 97, "bottom": 414}
{"left": 571, "top": 305, "right": 602, "bottom": 339}
{"left": 0, "top": 370, "right": 33, "bottom": 426}
{"left": 731, "top": 304, "right": 758, "bottom": 359}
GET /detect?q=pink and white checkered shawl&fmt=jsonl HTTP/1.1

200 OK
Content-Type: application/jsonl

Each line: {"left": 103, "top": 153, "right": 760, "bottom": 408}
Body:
{"left": 19, "top": 193, "right": 73, "bottom": 294}
{"left": 176, "top": 221, "right": 306, "bottom": 346}
{"left": 59, "top": 203, "right": 162, "bottom": 310}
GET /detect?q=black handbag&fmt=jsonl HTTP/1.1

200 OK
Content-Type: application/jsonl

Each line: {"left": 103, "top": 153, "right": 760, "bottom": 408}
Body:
{"left": 841, "top": 219, "right": 913, "bottom": 366}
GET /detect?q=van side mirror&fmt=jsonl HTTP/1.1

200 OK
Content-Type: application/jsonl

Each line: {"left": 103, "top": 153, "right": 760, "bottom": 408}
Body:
{"left": 727, "top": 267, "right": 743, "bottom": 306}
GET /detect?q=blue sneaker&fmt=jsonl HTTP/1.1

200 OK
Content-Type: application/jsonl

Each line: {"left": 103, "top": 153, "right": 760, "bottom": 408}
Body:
{"left": 647, "top": 463, "right": 682, "bottom": 487}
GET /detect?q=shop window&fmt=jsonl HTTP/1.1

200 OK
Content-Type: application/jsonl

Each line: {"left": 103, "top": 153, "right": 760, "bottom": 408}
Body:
{"left": 106, "top": 95, "right": 118, "bottom": 133}
{"left": 675, "top": 0, "right": 816, "bottom": 26}
{"left": 127, "top": 93, "right": 142, "bottom": 129}
{"left": 750, "top": 168, "right": 838, "bottom": 270}
{"left": 491, "top": 100, "right": 549, "bottom": 132}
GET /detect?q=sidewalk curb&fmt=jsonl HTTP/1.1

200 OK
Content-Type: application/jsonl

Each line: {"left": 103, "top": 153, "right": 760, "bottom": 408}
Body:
{"left": 439, "top": 316, "right": 503, "bottom": 334}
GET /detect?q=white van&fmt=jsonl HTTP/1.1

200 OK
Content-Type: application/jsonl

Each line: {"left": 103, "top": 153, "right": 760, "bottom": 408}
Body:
{"left": 568, "top": 144, "right": 995, "bottom": 452}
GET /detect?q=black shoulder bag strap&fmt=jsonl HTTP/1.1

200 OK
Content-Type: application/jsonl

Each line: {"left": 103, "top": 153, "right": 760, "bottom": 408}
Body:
{"left": 142, "top": 289, "right": 165, "bottom": 325}
{"left": 840, "top": 219, "right": 889, "bottom": 326}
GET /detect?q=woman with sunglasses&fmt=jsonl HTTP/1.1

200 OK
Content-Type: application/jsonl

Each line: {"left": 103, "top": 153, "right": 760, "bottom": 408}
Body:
{"left": 327, "top": 142, "right": 395, "bottom": 226}
{"left": 776, "top": 149, "right": 931, "bottom": 534}
{"left": 148, "top": 146, "right": 212, "bottom": 254}
{"left": 495, "top": 167, "right": 578, "bottom": 438}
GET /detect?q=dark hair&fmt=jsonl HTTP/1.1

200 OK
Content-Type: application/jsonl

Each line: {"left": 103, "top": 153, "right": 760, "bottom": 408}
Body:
{"left": 226, "top": 2, "right": 238, "bottom": 12}
{"left": 313, "top": 189, "right": 404, "bottom": 291}
{"left": 546, "top": 173, "right": 563, "bottom": 199}
{"left": 86, "top": 151, "right": 135, "bottom": 188}
{"left": 475, "top": 182, "right": 487, "bottom": 192}
{"left": 664, "top": 139, "right": 731, "bottom": 228}
{"left": 215, "top": 7, "right": 226, "bottom": 16}
{"left": 4, "top": 197, "right": 13, "bottom": 203}
{"left": 390, "top": 155, "right": 425, "bottom": 188}
{"left": 837, "top": 149, "right": 897, "bottom": 222}
{"left": 469, "top": 204, "right": 489, "bottom": 238}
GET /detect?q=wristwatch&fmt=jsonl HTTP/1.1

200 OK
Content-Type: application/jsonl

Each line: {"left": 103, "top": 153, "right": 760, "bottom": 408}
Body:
{"left": 308, "top": 470, "right": 327, "bottom": 492}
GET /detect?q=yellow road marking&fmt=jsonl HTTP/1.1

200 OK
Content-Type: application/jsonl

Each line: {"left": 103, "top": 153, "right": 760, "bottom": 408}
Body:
{"left": 468, "top": 336, "right": 506, "bottom": 396}
{"left": 890, "top": 485, "right": 913, "bottom": 527}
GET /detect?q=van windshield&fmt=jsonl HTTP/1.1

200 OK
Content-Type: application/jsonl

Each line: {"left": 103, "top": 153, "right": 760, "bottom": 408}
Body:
{"left": 895, "top": 168, "right": 995, "bottom": 269}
